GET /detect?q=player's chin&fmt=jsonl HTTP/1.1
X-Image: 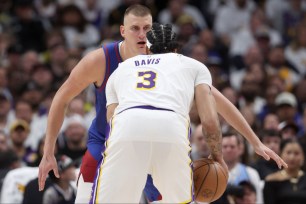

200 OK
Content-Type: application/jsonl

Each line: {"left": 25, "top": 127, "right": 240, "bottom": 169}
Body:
{"left": 138, "top": 47, "right": 147, "bottom": 54}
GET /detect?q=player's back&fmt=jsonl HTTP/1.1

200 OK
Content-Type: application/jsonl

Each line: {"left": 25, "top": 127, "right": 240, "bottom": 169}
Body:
{"left": 107, "top": 53, "right": 211, "bottom": 118}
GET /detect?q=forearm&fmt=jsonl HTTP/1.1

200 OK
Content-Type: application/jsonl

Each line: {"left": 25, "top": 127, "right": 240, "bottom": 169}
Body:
{"left": 212, "top": 87, "right": 261, "bottom": 146}
{"left": 202, "top": 121, "right": 223, "bottom": 159}
{"left": 44, "top": 93, "right": 68, "bottom": 154}
{"left": 196, "top": 85, "right": 223, "bottom": 159}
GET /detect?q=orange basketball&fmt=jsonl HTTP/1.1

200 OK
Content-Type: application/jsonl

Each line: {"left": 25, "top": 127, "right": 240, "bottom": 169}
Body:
{"left": 193, "top": 158, "right": 228, "bottom": 203}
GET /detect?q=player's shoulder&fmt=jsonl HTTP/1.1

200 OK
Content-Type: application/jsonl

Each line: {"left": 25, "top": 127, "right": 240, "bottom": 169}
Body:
{"left": 83, "top": 48, "right": 105, "bottom": 63}
{"left": 76, "top": 47, "right": 106, "bottom": 73}
{"left": 180, "top": 55, "right": 209, "bottom": 69}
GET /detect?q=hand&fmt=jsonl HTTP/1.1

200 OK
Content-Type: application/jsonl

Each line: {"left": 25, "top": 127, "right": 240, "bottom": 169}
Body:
{"left": 38, "top": 154, "right": 60, "bottom": 191}
{"left": 209, "top": 155, "right": 229, "bottom": 179}
{"left": 253, "top": 142, "right": 288, "bottom": 169}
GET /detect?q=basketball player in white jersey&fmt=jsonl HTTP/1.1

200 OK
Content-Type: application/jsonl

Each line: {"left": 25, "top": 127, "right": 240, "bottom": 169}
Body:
{"left": 39, "top": 5, "right": 287, "bottom": 203}
{"left": 90, "top": 23, "right": 227, "bottom": 203}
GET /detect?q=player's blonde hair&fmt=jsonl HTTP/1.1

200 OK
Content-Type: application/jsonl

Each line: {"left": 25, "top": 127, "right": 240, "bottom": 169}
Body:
{"left": 124, "top": 4, "right": 151, "bottom": 17}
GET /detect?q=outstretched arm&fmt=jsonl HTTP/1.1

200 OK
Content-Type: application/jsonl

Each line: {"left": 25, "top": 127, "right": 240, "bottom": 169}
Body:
{"left": 38, "top": 48, "right": 106, "bottom": 191}
{"left": 212, "top": 86, "right": 287, "bottom": 169}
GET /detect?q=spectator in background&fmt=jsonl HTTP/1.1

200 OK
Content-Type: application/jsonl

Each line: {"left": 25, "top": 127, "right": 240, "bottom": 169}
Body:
{"left": 206, "top": 54, "right": 228, "bottom": 88}
{"left": 0, "top": 67, "right": 9, "bottom": 91}
{"left": 14, "top": 100, "right": 45, "bottom": 150}
{"left": 47, "top": 43, "right": 68, "bottom": 88}
{"left": 285, "top": 23, "right": 306, "bottom": 76}
{"left": 66, "top": 97, "right": 86, "bottom": 117}
{"left": 20, "top": 51, "right": 40, "bottom": 82}
{"left": 218, "top": 86, "right": 239, "bottom": 134}
{"left": 23, "top": 176, "right": 52, "bottom": 204}
{"left": 6, "top": 70, "right": 28, "bottom": 101}
{"left": 22, "top": 84, "right": 45, "bottom": 113}
{"left": 230, "top": 45, "right": 264, "bottom": 89}
{"left": 252, "top": 130, "right": 281, "bottom": 180}
{"left": 267, "top": 74, "right": 287, "bottom": 93}
{"left": 0, "top": 166, "right": 39, "bottom": 204}
{"left": 158, "top": 0, "right": 207, "bottom": 32}
{"left": 298, "top": 107, "right": 306, "bottom": 170}
{"left": 258, "top": 85, "right": 279, "bottom": 121}
{"left": 281, "top": 0, "right": 306, "bottom": 44}
{"left": 34, "top": 0, "right": 57, "bottom": 22}
{"left": 0, "top": 90, "right": 14, "bottom": 134}
{"left": 262, "top": 113, "right": 280, "bottom": 130}
{"left": 234, "top": 181, "right": 257, "bottom": 204}
{"left": 266, "top": 45, "right": 300, "bottom": 91}
{"left": 295, "top": 77, "right": 306, "bottom": 114}
{"left": 278, "top": 121, "right": 299, "bottom": 140}
{"left": 176, "top": 14, "right": 199, "bottom": 55}
{"left": 190, "top": 124, "right": 210, "bottom": 161}
{"left": 11, "top": 0, "right": 46, "bottom": 52}
{"left": 30, "top": 63, "right": 54, "bottom": 94}
{"left": 198, "top": 29, "right": 218, "bottom": 56}
{"left": 213, "top": 0, "right": 255, "bottom": 46}
{"left": 0, "top": 149, "right": 20, "bottom": 195}
{"left": 58, "top": 114, "right": 87, "bottom": 163}
{"left": 0, "top": 131, "right": 8, "bottom": 152}
{"left": 9, "top": 119, "right": 37, "bottom": 166}
{"left": 5, "top": 44, "right": 23, "bottom": 71}
{"left": 230, "top": 8, "right": 281, "bottom": 58}
{"left": 240, "top": 106, "right": 259, "bottom": 133}
{"left": 264, "top": 139, "right": 306, "bottom": 204}
{"left": 221, "top": 132, "right": 263, "bottom": 204}
{"left": 57, "top": 4, "right": 100, "bottom": 50}
{"left": 188, "top": 44, "right": 207, "bottom": 65}
{"left": 238, "top": 73, "right": 265, "bottom": 116}
{"left": 75, "top": 0, "right": 105, "bottom": 29}
{"left": 220, "top": 85, "right": 239, "bottom": 108}
{"left": 275, "top": 92, "right": 303, "bottom": 130}
{"left": 42, "top": 155, "right": 76, "bottom": 204}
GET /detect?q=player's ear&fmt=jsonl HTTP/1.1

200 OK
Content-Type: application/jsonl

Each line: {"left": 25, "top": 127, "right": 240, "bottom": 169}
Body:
{"left": 120, "top": 25, "right": 125, "bottom": 38}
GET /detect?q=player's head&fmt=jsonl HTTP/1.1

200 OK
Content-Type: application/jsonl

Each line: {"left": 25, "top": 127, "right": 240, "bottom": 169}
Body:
{"left": 146, "top": 23, "right": 179, "bottom": 54}
{"left": 120, "top": 4, "right": 152, "bottom": 55}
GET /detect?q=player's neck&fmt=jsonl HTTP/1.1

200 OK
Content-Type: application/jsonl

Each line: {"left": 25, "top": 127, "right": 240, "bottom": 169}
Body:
{"left": 120, "top": 41, "right": 138, "bottom": 61}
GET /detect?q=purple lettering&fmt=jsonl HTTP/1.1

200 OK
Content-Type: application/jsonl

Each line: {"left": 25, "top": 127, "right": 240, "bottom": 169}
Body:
{"left": 135, "top": 60, "right": 140, "bottom": 66}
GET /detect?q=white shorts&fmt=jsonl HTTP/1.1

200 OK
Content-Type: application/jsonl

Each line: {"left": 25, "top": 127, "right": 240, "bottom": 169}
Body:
{"left": 90, "top": 108, "right": 193, "bottom": 203}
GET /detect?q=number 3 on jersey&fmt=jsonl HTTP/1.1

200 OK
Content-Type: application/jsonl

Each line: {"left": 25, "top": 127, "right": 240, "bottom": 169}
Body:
{"left": 136, "top": 71, "right": 157, "bottom": 90}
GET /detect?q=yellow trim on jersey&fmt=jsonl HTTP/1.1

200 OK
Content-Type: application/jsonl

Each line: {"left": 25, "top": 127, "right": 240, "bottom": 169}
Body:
{"left": 182, "top": 120, "right": 193, "bottom": 204}
{"left": 95, "top": 116, "right": 116, "bottom": 204}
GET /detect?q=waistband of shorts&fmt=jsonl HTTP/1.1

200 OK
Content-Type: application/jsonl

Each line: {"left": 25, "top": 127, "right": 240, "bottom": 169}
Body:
{"left": 118, "top": 105, "right": 174, "bottom": 114}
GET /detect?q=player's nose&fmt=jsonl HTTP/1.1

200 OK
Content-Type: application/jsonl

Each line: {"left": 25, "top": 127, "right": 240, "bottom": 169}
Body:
{"left": 139, "top": 29, "right": 146, "bottom": 39}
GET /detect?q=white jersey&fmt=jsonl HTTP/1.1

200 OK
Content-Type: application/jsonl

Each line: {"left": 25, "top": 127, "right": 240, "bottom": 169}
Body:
{"left": 106, "top": 53, "right": 212, "bottom": 118}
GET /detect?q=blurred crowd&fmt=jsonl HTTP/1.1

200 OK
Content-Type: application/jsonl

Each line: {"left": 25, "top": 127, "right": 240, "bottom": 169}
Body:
{"left": 0, "top": 0, "right": 305, "bottom": 203}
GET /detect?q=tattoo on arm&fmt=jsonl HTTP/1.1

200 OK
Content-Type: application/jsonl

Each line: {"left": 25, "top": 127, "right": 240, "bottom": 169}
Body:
{"left": 202, "top": 123, "right": 222, "bottom": 159}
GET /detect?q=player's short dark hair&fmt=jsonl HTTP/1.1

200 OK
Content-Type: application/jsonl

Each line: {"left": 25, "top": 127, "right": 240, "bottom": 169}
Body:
{"left": 124, "top": 4, "right": 151, "bottom": 17}
{"left": 147, "top": 23, "right": 179, "bottom": 54}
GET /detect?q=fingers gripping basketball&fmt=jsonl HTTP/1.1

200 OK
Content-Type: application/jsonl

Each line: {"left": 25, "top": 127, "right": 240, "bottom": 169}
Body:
{"left": 193, "top": 158, "right": 228, "bottom": 203}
